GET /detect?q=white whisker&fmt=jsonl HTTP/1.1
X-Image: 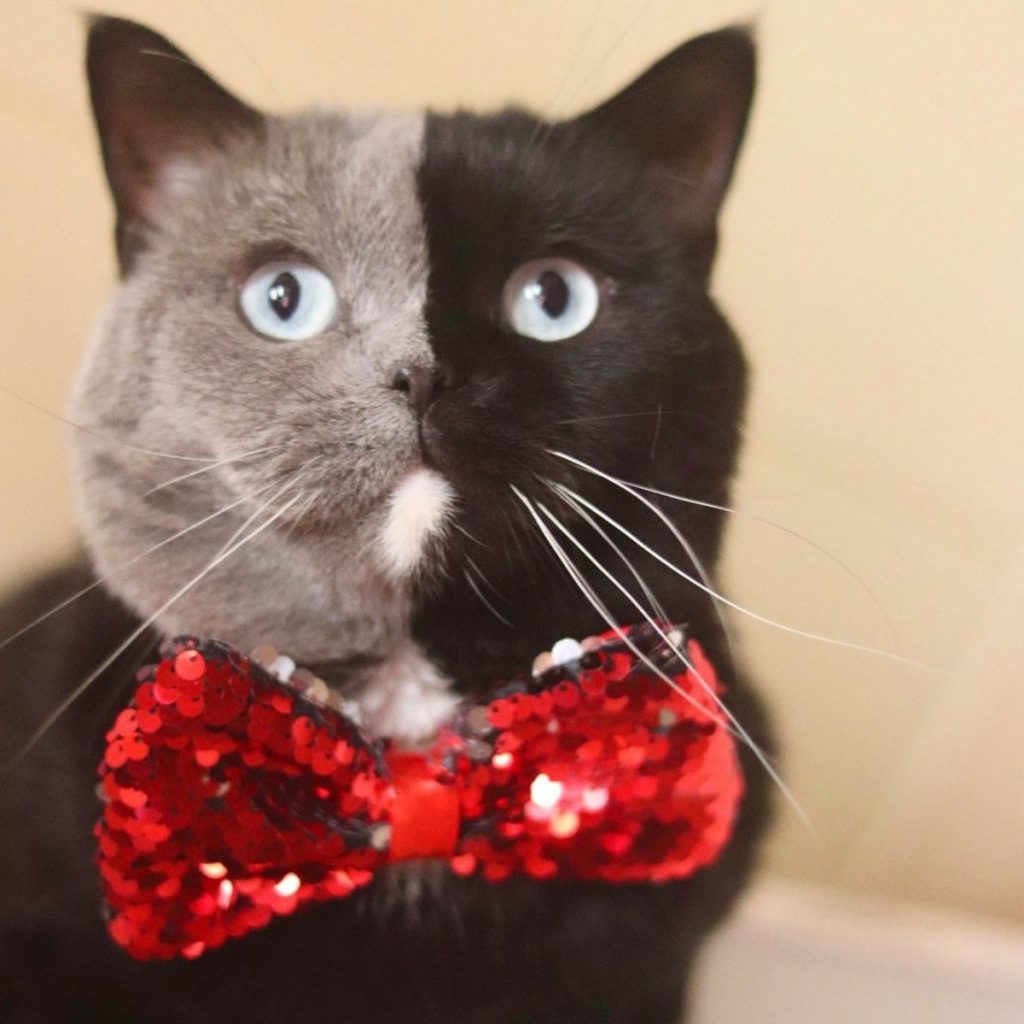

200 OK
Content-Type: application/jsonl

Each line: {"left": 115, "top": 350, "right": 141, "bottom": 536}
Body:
{"left": 614, "top": 476, "right": 902, "bottom": 658}
{"left": 1, "top": 486, "right": 307, "bottom": 776}
{"left": 509, "top": 487, "right": 808, "bottom": 828}
{"left": 550, "top": 450, "right": 934, "bottom": 673}
{"left": 214, "top": 457, "right": 320, "bottom": 559}
{"left": 553, "top": 477, "right": 737, "bottom": 673}
{"left": 463, "top": 557, "right": 515, "bottom": 629}
{"left": 0, "top": 491, "right": 266, "bottom": 656}
{"left": 511, "top": 486, "right": 727, "bottom": 730}
{"left": 530, "top": 496, "right": 813, "bottom": 831}
{"left": 544, "top": 479, "right": 669, "bottom": 622}
{"left": 143, "top": 445, "right": 278, "bottom": 496}
{"left": 0, "top": 382, "right": 221, "bottom": 463}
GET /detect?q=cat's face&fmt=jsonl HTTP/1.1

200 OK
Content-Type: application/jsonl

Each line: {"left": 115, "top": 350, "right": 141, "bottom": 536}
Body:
{"left": 71, "top": 18, "right": 753, "bottom": 685}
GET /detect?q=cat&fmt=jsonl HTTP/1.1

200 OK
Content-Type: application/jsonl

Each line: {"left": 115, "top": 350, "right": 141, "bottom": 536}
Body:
{"left": 0, "top": 15, "right": 773, "bottom": 1023}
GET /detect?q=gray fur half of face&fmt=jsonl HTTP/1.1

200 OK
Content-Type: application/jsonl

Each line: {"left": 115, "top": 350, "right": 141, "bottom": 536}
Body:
{"left": 70, "top": 110, "right": 444, "bottom": 677}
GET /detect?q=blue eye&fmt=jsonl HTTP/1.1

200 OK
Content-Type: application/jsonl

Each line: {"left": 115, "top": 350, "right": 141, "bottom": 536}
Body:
{"left": 502, "top": 258, "right": 600, "bottom": 342}
{"left": 240, "top": 262, "right": 338, "bottom": 341}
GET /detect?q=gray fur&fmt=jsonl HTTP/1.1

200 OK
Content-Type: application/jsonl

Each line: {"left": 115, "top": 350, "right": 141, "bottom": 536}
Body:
{"left": 70, "top": 110, "right": 444, "bottom": 689}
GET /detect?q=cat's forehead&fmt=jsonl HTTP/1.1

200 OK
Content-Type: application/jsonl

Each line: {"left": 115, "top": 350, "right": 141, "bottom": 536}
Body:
{"left": 239, "top": 110, "right": 424, "bottom": 216}
{"left": 170, "top": 109, "right": 432, "bottom": 321}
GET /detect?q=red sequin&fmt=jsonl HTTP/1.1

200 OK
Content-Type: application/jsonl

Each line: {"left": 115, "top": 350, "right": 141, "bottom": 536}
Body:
{"left": 96, "top": 627, "right": 743, "bottom": 960}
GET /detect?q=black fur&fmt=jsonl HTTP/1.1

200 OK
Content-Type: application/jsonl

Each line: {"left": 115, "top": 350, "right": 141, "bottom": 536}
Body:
{"left": 414, "top": 103, "right": 751, "bottom": 691}
{"left": 1, "top": 20, "right": 773, "bottom": 1023}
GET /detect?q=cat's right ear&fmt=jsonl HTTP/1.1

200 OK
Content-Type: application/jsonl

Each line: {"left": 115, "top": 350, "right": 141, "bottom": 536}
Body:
{"left": 86, "top": 16, "right": 263, "bottom": 275}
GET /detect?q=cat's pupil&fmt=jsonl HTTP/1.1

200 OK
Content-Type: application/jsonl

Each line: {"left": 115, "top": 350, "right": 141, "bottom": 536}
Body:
{"left": 267, "top": 272, "right": 301, "bottom": 321}
{"left": 537, "top": 270, "right": 569, "bottom": 318}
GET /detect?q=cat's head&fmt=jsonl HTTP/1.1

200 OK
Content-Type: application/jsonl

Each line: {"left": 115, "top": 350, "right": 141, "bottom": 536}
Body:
{"left": 71, "top": 16, "right": 754, "bottom": 675}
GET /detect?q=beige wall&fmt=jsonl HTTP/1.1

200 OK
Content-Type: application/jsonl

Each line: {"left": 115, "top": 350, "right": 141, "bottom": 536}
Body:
{"left": 1, "top": 2, "right": 1021, "bottom": 923}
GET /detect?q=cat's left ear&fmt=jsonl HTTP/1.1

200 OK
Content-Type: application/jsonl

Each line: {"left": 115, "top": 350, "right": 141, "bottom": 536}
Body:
{"left": 86, "top": 16, "right": 264, "bottom": 274}
{"left": 577, "top": 26, "right": 755, "bottom": 270}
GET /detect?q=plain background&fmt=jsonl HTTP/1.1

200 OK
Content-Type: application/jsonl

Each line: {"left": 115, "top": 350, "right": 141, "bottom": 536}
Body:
{"left": 0, "top": 1, "right": 1021, "bottom": 928}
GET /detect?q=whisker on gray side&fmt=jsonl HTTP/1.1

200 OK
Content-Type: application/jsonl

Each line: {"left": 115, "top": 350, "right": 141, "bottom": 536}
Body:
{"left": 213, "top": 456, "right": 322, "bottom": 558}
{"left": 0, "top": 382, "right": 221, "bottom": 463}
{"left": 143, "top": 445, "right": 280, "bottom": 496}
{"left": 0, "top": 490, "right": 265, "bottom": 656}
{"left": 1, "top": 485, "right": 308, "bottom": 777}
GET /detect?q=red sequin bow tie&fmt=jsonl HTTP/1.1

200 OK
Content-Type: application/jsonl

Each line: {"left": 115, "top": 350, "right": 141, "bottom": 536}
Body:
{"left": 96, "top": 624, "right": 743, "bottom": 960}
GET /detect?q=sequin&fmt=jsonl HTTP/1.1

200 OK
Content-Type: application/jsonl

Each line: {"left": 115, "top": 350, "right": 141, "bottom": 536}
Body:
{"left": 95, "top": 626, "right": 742, "bottom": 961}
{"left": 174, "top": 649, "right": 205, "bottom": 681}
{"left": 529, "top": 773, "right": 563, "bottom": 809}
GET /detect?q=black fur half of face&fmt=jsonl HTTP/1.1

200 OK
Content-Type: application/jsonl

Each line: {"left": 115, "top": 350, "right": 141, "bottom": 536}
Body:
{"left": 412, "top": 62, "right": 753, "bottom": 688}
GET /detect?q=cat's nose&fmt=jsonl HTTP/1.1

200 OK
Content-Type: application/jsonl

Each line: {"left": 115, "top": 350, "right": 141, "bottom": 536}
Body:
{"left": 390, "top": 363, "right": 456, "bottom": 417}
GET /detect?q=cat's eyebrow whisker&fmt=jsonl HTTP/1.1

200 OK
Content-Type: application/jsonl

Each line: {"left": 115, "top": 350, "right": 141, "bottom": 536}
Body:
{"left": 521, "top": 0, "right": 655, "bottom": 159}
{"left": 0, "top": 490, "right": 272, "bottom": 656}
{"left": 520, "top": 0, "right": 605, "bottom": 151}
{"left": 143, "top": 445, "right": 280, "bottom": 496}
{"left": 542, "top": 478, "right": 669, "bottom": 623}
{"left": 138, "top": 47, "right": 201, "bottom": 70}
{"left": 0, "top": 485, "right": 307, "bottom": 777}
{"left": 519, "top": 489, "right": 813, "bottom": 831}
{"left": 195, "top": 0, "right": 285, "bottom": 105}
{"left": 0, "top": 382, "right": 221, "bottom": 463}
{"left": 549, "top": 449, "right": 937, "bottom": 674}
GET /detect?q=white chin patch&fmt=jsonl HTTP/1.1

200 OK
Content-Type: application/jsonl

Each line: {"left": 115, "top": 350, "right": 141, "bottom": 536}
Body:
{"left": 378, "top": 469, "right": 455, "bottom": 578}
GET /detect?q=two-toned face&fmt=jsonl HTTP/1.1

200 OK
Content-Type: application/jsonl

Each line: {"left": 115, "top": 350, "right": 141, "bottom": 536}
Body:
{"left": 71, "top": 18, "right": 754, "bottom": 716}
